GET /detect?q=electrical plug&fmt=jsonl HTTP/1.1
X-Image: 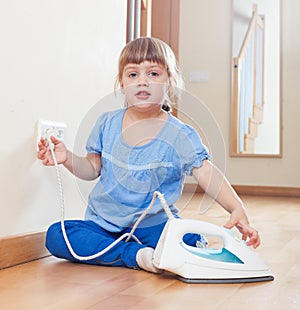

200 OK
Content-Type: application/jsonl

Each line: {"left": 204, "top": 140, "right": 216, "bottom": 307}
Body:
{"left": 36, "top": 119, "right": 67, "bottom": 152}
{"left": 44, "top": 128, "right": 59, "bottom": 150}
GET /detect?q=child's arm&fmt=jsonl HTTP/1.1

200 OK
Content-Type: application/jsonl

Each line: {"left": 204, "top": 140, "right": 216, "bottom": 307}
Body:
{"left": 192, "top": 160, "right": 260, "bottom": 249}
{"left": 37, "top": 135, "right": 101, "bottom": 181}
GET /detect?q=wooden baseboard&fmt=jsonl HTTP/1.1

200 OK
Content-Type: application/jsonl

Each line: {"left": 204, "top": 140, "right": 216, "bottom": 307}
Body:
{"left": 0, "top": 231, "right": 50, "bottom": 269}
{"left": 232, "top": 185, "right": 300, "bottom": 197}
{"left": 183, "top": 184, "right": 300, "bottom": 198}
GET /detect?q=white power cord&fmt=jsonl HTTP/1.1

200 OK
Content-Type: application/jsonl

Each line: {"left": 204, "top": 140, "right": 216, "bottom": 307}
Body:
{"left": 47, "top": 132, "right": 174, "bottom": 261}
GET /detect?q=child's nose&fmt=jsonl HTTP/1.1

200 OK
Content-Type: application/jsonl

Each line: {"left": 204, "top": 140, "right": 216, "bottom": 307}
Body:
{"left": 137, "top": 74, "right": 149, "bottom": 86}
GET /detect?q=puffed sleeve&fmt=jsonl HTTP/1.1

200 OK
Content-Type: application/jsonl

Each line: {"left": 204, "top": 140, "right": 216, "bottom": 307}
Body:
{"left": 174, "top": 124, "right": 210, "bottom": 176}
{"left": 85, "top": 112, "right": 109, "bottom": 154}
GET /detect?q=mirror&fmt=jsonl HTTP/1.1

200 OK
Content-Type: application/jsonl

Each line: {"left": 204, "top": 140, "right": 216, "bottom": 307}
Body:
{"left": 231, "top": 0, "right": 281, "bottom": 157}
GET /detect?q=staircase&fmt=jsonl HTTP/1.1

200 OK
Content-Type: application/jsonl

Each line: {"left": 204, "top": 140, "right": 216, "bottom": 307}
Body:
{"left": 232, "top": 4, "right": 265, "bottom": 154}
{"left": 244, "top": 104, "right": 263, "bottom": 153}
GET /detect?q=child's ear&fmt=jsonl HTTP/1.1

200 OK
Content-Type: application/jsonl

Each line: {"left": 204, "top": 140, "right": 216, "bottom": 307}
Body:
{"left": 120, "top": 81, "right": 125, "bottom": 94}
{"left": 167, "top": 77, "right": 171, "bottom": 87}
{"left": 120, "top": 85, "right": 125, "bottom": 94}
{"left": 167, "top": 79, "right": 171, "bottom": 91}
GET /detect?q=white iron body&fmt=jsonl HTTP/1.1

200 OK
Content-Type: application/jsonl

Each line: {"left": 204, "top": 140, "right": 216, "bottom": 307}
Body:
{"left": 153, "top": 218, "right": 274, "bottom": 283}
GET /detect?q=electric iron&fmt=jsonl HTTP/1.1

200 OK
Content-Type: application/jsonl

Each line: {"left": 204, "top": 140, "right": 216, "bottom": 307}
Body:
{"left": 153, "top": 218, "right": 274, "bottom": 283}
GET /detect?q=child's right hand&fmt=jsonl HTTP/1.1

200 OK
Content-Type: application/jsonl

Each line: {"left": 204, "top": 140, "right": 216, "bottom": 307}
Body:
{"left": 37, "top": 136, "right": 68, "bottom": 166}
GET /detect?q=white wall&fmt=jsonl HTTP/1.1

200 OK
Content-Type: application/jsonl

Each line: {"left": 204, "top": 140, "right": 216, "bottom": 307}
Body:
{"left": 179, "top": 0, "right": 300, "bottom": 187}
{"left": 0, "top": 0, "right": 127, "bottom": 237}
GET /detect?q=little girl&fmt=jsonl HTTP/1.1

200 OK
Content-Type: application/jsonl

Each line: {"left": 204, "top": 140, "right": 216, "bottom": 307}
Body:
{"left": 37, "top": 37, "right": 260, "bottom": 273}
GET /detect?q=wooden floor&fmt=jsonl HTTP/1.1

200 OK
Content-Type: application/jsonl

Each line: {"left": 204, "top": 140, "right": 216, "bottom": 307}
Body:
{"left": 1, "top": 193, "right": 300, "bottom": 310}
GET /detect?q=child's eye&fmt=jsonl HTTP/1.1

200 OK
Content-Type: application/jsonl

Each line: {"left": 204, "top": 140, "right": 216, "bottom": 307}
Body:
{"left": 148, "top": 71, "right": 159, "bottom": 77}
{"left": 128, "top": 72, "right": 137, "bottom": 78}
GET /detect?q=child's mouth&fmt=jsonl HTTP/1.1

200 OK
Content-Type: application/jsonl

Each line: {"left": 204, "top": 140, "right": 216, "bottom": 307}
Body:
{"left": 135, "top": 91, "right": 151, "bottom": 99}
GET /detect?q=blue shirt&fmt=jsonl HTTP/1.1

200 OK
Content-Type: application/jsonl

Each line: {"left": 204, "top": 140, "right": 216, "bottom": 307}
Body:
{"left": 85, "top": 108, "right": 210, "bottom": 232}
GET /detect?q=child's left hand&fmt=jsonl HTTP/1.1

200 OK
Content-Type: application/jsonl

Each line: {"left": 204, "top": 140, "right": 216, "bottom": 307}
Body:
{"left": 224, "top": 209, "right": 261, "bottom": 249}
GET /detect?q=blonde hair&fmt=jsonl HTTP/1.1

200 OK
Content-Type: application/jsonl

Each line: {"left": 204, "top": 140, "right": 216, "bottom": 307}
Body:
{"left": 115, "top": 37, "right": 184, "bottom": 111}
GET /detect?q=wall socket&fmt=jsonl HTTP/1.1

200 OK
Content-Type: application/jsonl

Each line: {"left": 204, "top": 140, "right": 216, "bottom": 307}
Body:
{"left": 36, "top": 119, "right": 67, "bottom": 150}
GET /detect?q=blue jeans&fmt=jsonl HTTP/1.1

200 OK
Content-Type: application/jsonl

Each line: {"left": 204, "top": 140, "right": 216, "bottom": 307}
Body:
{"left": 46, "top": 220, "right": 203, "bottom": 269}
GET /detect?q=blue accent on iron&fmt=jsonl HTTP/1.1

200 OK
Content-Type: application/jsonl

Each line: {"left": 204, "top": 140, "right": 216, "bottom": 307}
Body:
{"left": 180, "top": 242, "right": 244, "bottom": 264}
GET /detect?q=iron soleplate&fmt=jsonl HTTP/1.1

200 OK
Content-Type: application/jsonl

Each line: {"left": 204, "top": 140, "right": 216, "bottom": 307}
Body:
{"left": 177, "top": 275, "right": 274, "bottom": 284}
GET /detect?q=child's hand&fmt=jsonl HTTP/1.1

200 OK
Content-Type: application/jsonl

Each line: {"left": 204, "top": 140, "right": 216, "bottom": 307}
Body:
{"left": 37, "top": 136, "right": 68, "bottom": 166}
{"left": 224, "top": 209, "right": 260, "bottom": 249}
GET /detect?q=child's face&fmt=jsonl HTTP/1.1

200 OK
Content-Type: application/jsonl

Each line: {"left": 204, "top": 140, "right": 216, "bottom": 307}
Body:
{"left": 121, "top": 61, "right": 169, "bottom": 110}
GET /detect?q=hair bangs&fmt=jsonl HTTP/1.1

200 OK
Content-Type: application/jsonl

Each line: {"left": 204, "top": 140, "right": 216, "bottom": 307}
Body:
{"left": 127, "top": 38, "right": 167, "bottom": 66}
{"left": 119, "top": 38, "right": 167, "bottom": 77}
